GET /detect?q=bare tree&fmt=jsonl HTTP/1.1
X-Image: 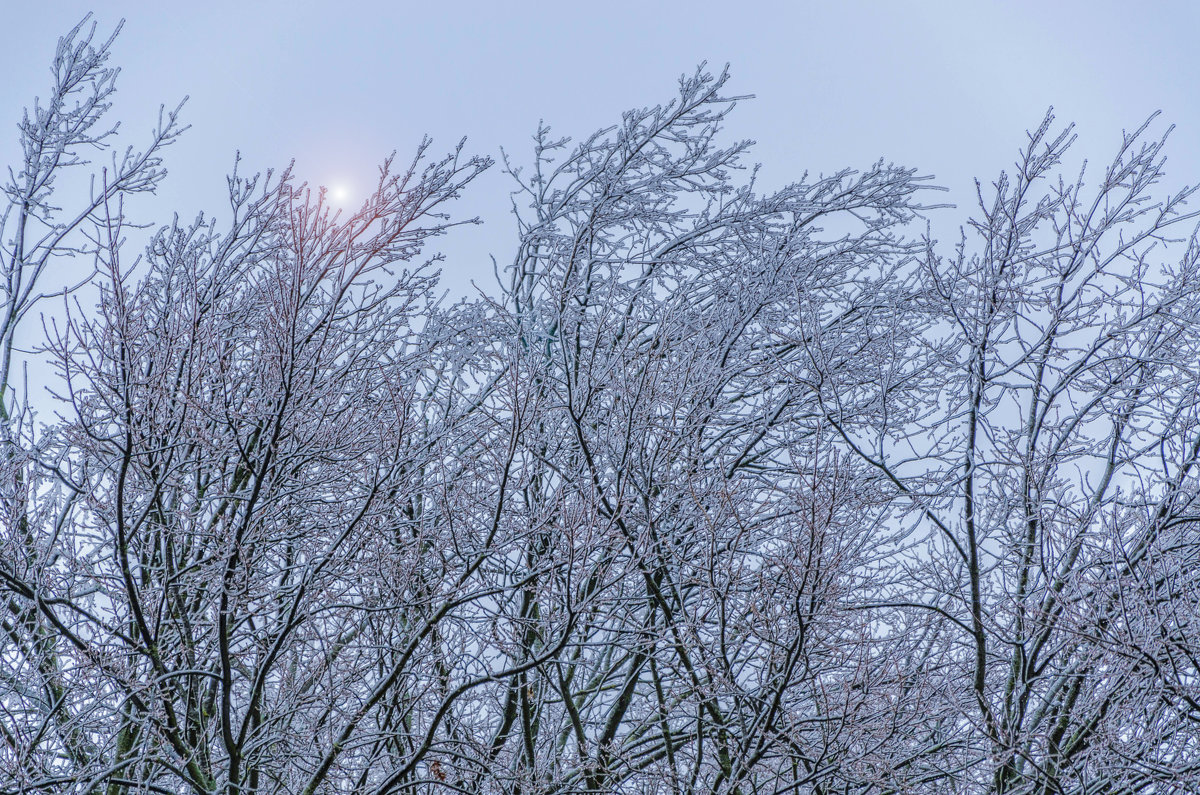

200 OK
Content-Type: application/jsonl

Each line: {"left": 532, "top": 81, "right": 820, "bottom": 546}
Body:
{"left": 819, "top": 114, "right": 1200, "bottom": 793}
{"left": 462, "top": 68, "right": 944, "bottom": 795}
{"left": 0, "top": 16, "right": 185, "bottom": 793}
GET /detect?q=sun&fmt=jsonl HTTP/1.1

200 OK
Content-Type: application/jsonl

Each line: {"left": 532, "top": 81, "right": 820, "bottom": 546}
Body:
{"left": 329, "top": 185, "right": 350, "bottom": 206}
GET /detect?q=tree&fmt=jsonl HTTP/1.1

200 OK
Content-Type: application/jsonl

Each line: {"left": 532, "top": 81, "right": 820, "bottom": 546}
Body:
{"left": 0, "top": 16, "right": 184, "bottom": 792}
{"left": 816, "top": 114, "right": 1200, "bottom": 792}
{"left": 3, "top": 18, "right": 1200, "bottom": 795}
{"left": 472, "top": 72, "right": 938, "bottom": 794}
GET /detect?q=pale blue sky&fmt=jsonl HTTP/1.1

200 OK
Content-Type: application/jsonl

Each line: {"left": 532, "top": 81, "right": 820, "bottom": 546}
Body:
{"left": 3, "top": 1, "right": 1198, "bottom": 297}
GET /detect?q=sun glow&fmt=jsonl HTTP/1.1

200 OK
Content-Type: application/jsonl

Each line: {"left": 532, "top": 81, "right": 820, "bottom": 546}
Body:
{"left": 329, "top": 184, "right": 351, "bottom": 206}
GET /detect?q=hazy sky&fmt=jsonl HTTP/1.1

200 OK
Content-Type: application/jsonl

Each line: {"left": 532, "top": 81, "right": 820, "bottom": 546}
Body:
{"left": 3, "top": 1, "right": 1199, "bottom": 297}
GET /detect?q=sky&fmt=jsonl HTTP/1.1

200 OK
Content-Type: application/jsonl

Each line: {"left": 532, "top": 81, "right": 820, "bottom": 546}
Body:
{"left": 2, "top": 1, "right": 1199, "bottom": 300}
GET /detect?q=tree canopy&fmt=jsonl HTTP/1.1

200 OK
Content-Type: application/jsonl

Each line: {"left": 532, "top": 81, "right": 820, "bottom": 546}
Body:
{"left": 3, "top": 18, "right": 1199, "bottom": 795}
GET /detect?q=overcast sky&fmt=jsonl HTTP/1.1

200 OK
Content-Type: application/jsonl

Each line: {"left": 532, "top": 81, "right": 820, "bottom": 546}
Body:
{"left": 3, "top": 1, "right": 1199, "bottom": 298}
